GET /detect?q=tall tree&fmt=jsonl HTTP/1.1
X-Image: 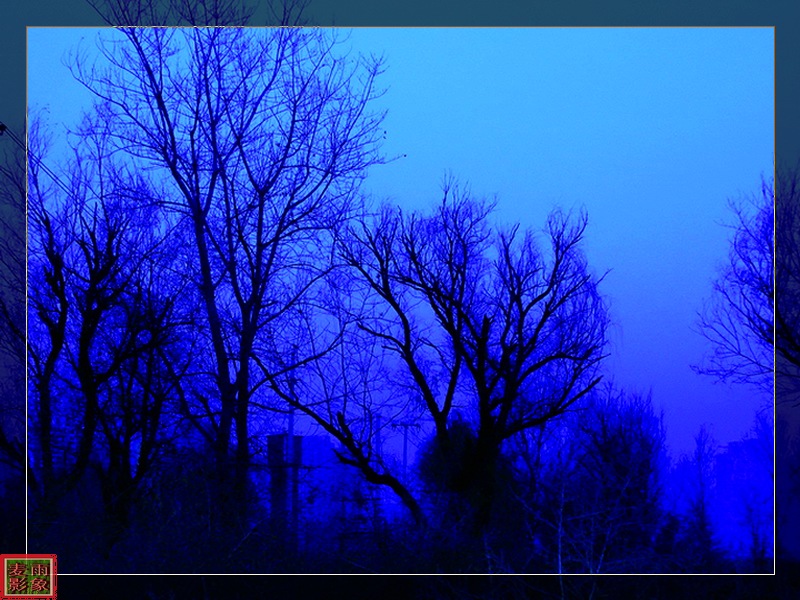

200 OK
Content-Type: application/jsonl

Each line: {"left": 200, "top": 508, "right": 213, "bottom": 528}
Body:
{"left": 693, "top": 176, "right": 774, "bottom": 392}
{"left": 0, "top": 120, "right": 26, "bottom": 553}
{"left": 775, "top": 167, "right": 800, "bottom": 405}
{"left": 0, "top": 125, "right": 25, "bottom": 476}
{"left": 341, "top": 181, "right": 609, "bottom": 532}
{"left": 71, "top": 27, "right": 386, "bottom": 498}
{"left": 26, "top": 115, "right": 189, "bottom": 554}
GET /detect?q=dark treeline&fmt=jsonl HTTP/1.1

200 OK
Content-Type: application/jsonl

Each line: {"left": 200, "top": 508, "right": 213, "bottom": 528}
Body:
{"left": 48, "top": 571, "right": 796, "bottom": 600}
{"left": 0, "top": 12, "right": 790, "bottom": 586}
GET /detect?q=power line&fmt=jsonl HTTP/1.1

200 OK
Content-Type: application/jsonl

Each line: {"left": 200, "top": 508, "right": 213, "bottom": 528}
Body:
{"left": 0, "top": 120, "right": 90, "bottom": 203}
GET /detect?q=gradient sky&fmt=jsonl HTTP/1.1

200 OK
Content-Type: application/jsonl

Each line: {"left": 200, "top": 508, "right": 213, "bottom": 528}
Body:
{"left": 27, "top": 27, "right": 774, "bottom": 458}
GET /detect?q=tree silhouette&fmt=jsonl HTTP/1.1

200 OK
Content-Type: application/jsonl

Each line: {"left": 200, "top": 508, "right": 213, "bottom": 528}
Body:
{"left": 86, "top": 0, "right": 309, "bottom": 28}
{"left": 693, "top": 176, "right": 773, "bottom": 392}
{"left": 775, "top": 167, "right": 800, "bottom": 405}
{"left": 0, "top": 124, "right": 25, "bottom": 476}
{"left": 70, "top": 26, "right": 386, "bottom": 502}
{"left": 0, "top": 121, "right": 25, "bottom": 553}
{"left": 341, "top": 180, "right": 608, "bottom": 533}
{"left": 525, "top": 386, "right": 667, "bottom": 574}
{"left": 26, "top": 114, "right": 192, "bottom": 558}
{"left": 682, "top": 425, "right": 725, "bottom": 572}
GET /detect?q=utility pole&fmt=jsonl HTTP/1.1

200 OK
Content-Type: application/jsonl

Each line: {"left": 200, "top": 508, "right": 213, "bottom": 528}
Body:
{"left": 287, "top": 346, "right": 299, "bottom": 551}
{"left": 392, "top": 421, "right": 418, "bottom": 479}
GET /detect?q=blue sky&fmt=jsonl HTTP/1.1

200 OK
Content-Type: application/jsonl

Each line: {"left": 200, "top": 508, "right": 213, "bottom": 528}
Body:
{"left": 27, "top": 27, "right": 774, "bottom": 458}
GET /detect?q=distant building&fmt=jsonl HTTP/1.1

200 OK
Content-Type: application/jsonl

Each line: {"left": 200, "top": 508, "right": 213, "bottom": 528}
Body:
{"left": 264, "top": 433, "right": 406, "bottom": 553}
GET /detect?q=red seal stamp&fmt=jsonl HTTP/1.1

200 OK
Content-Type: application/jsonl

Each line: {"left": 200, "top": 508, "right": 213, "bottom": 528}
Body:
{"left": 0, "top": 555, "right": 57, "bottom": 599}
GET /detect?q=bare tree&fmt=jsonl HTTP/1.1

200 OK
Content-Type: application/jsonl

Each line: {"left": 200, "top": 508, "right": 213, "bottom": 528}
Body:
{"left": 0, "top": 124, "right": 25, "bottom": 475}
{"left": 71, "top": 27, "right": 386, "bottom": 499}
{"left": 0, "top": 121, "right": 26, "bottom": 554}
{"left": 684, "top": 425, "right": 723, "bottom": 572}
{"left": 340, "top": 181, "right": 609, "bottom": 531}
{"left": 26, "top": 114, "right": 189, "bottom": 550}
{"left": 522, "top": 386, "right": 666, "bottom": 574}
{"left": 229, "top": 256, "right": 429, "bottom": 526}
{"left": 693, "top": 177, "right": 774, "bottom": 392}
{"left": 26, "top": 120, "right": 76, "bottom": 501}
{"left": 775, "top": 167, "right": 800, "bottom": 404}
{"left": 734, "top": 410, "right": 773, "bottom": 570}
{"left": 86, "top": 0, "right": 302, "bottom": 27}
